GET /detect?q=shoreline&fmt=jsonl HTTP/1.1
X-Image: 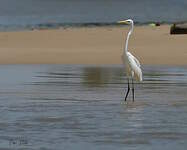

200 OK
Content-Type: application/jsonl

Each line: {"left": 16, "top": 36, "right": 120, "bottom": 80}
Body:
{"left": 0, "top": 22, "right": 178, "bottom": 32}
{"left": 0, "top": 20, "right": 186, "bottom": 32}
{"left": 0, "top": 25, "right": 186, "bottom": 65}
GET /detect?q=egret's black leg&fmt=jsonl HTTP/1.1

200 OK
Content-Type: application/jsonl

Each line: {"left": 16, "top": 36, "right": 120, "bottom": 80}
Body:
{"left": 125, "top": 79, "right": 130, "bottom": 101}
{"left": 132, "top": 78, "right": 135, "bottom": 102}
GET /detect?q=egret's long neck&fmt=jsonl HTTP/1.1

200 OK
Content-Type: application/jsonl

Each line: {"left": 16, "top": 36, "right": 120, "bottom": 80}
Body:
{"left": 124, "top": 22, "right": 133, "bottom": 55}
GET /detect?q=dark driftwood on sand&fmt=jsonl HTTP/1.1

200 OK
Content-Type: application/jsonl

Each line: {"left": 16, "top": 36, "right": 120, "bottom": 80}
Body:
{"left": 170, "top": 24, "right": 187, "bottom": 34}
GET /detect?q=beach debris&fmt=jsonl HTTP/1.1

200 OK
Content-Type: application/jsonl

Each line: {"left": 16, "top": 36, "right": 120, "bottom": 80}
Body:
{"left": 170, "top": 23, "right": 187, "bottom": 34}
{"left": 149, "top": 22, "right": 160, "bottom": 27}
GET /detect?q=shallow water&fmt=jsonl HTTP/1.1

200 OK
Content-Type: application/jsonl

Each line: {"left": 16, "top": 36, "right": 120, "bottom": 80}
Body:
{"left": 0, "top": 65, "right": 187, "bottom": 149}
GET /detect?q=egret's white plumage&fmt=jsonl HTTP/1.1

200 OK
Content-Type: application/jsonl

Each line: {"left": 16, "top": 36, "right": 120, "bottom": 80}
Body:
{"left": 122, "top": 51, "right": 142, "bottom": 82}
{"left": 119, "top": 19, "right": 143, "bottom": 101}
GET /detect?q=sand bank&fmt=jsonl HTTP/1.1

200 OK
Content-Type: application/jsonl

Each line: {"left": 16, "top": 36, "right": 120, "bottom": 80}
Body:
{"left": 0, "top": 25, "right": 186, "bottom": 65}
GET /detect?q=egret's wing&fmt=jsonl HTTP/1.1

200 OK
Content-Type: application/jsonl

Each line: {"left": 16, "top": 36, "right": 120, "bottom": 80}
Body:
{"left": 127, "top": 52, "right": 141, "bottom": 67}
{"left": 127, "top": 52, "right": 142, "bottom": 81}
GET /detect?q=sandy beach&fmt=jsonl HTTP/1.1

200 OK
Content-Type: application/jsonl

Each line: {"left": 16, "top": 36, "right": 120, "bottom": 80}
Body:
{"left": 0, "top": 25, "right": 186, "bottom": 65}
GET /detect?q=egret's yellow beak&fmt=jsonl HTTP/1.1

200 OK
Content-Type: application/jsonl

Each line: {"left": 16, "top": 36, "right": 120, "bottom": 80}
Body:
{"left": 117, "top": 20, "right": 128, "bottom": 24}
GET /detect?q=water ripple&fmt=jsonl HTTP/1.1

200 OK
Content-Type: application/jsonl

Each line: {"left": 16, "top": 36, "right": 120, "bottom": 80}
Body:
{"left": 0, "top": 65, "right": 187, "bottom": 149}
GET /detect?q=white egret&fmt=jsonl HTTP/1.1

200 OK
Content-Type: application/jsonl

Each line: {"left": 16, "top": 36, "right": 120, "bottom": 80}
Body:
{"left": 118, "top": 19, "right": 143, "bottom": 101}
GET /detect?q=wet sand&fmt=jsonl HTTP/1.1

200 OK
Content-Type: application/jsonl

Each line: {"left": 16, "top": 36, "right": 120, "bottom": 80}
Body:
{"left": 0, "top": 25, "right": 186, "bottom": 65}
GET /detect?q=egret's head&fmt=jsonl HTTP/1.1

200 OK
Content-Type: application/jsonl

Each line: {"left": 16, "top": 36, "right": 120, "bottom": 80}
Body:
{"left": 117, "top": 19, "right": 133, "bottom": 25}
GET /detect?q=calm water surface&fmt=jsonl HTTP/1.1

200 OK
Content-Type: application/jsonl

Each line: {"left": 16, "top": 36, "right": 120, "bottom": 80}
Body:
{"left": 0, "top": 65, "right": 187, "bottom": 149}
{"left": 0, "top": 0, "right": 187, "bottom": 30}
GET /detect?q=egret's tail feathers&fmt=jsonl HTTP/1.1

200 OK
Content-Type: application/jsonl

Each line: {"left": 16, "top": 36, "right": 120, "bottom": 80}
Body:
{"left": 134, "top": 67, "right": 143, "bottom": 82}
